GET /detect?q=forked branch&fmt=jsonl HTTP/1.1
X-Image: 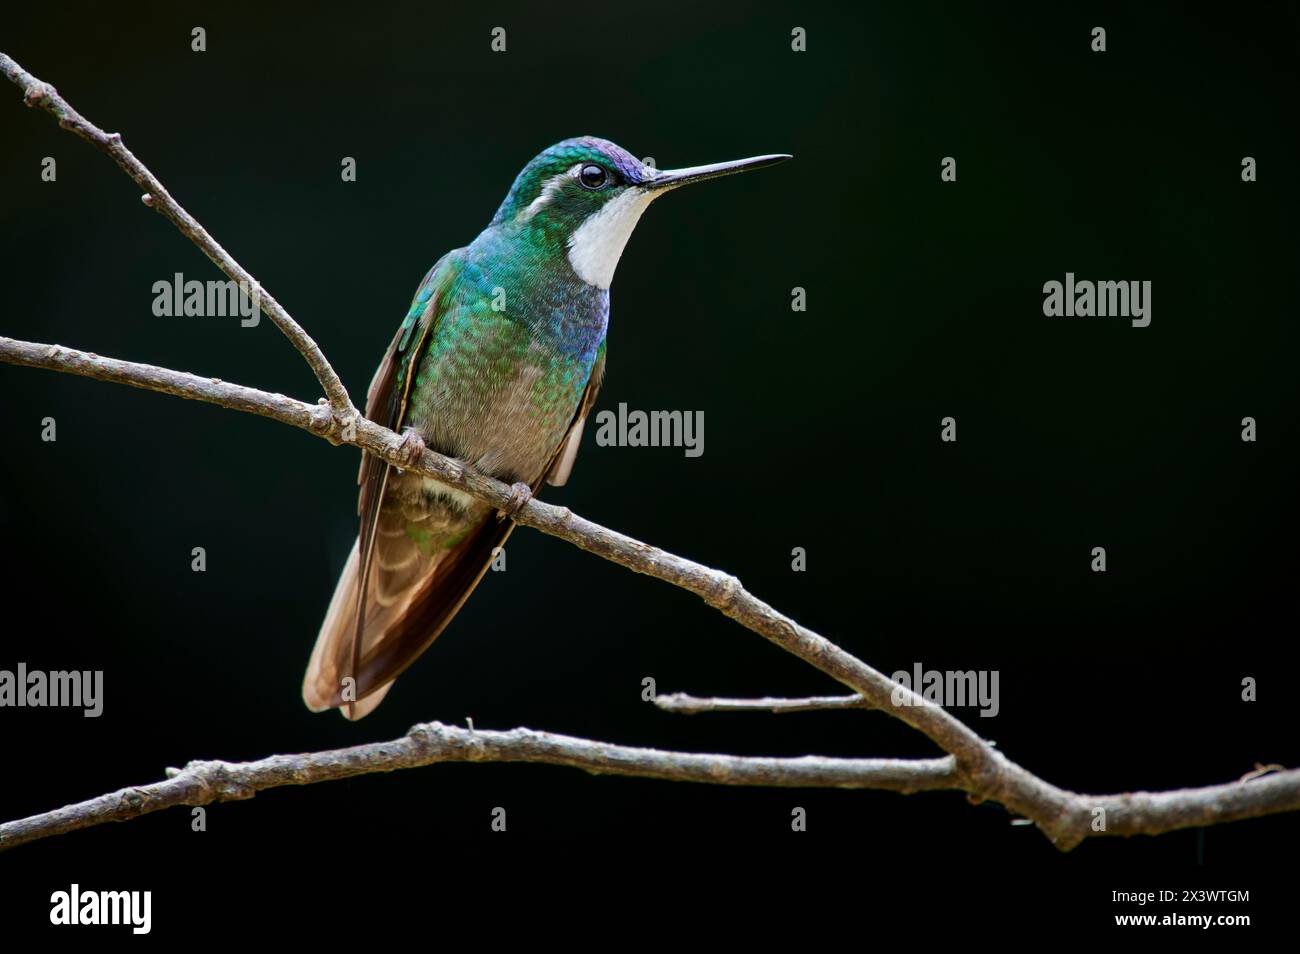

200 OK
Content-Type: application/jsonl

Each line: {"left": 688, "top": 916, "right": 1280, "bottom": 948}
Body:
{"left": 1, "top": 52, "right": 1295, "bottom": 853}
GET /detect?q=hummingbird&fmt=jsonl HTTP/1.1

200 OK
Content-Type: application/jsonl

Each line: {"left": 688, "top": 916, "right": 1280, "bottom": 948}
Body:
{"left": 303, "top": 136, "right": 790, "bottom": 719}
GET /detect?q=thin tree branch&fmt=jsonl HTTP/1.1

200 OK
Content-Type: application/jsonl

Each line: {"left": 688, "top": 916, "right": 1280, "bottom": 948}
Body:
{"left": 3, "top": 720, "right": 1295, "bottom": 853}
{"left": 5, "top": 335, "right": 1298, "bottom": 851}
{"left": 0, "top": 335, "right": 1002, "bottom": 785}
{"left": 0, "top": 49, "right": 992, "bottom": 786}
{"left": 0, "top": 722, "right": 961, "bottom": 851}
{"left": 0, "top": 52, "right": 356, "bottom": 418}
{"left": 2, "top": 52, "right": 1297, "bottom": 853}
{"left": 655, "top": 693, "right": 871, "bottom": 714}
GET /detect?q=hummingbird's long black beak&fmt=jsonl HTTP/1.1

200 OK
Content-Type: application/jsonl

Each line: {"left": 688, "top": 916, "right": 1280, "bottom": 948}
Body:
{"left": 640, "top": 153, "right": 792, "bottom": 191}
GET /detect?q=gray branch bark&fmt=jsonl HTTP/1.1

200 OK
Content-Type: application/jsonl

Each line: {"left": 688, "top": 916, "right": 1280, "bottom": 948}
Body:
{"left": 0, "top": 722, "right": 960, "bottom": 851}
{"left": 655, "top": 693, "right": 872, "bottom": 714}
{"left": 0, "top": 52, "right": 355, "bottom": 417}
{"left": 1, "top": 51, "right": 1296, "bottom": 854}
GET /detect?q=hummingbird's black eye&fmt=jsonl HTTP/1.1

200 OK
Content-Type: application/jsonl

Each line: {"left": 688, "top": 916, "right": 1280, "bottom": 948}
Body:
{"left": 578, "top": 163, "right": 609, "bottom": 190}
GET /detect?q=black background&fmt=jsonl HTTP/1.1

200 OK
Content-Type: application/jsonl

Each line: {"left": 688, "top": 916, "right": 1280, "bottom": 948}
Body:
{"left": 1, "top": 0, "right": 1296, "bottom": 936}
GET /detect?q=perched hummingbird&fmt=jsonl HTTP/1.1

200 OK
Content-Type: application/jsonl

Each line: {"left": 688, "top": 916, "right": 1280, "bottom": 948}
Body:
{"left": 303, "top": 137, "right": 789, "bottom": 719}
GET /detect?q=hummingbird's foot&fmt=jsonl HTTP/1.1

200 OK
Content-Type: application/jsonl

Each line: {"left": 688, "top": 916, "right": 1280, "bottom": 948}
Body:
{"left": 395, "top": 427, "right": 426, "bottom": 472}
{"left": 496, "top": 481, "right": 533, "bottom": 522}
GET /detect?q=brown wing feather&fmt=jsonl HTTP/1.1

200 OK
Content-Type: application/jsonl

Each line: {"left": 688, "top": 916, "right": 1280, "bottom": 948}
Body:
{"left": 344, "top": 282, "right": 444, "bottom": 717}
{"left": 331, "top": 354, "right": 606, "bottom": 716}
{"left": 304, "top": 287, "right": 606, "bottom": 719}
{"left": 547, "top": 348, "right": 604, "bottom": 487}
{"left": 303, "top": 261, "right": 445, "bottom": 716}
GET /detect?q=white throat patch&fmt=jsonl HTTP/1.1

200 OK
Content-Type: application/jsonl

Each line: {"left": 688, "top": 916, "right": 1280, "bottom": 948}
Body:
{"left": 566, "top": 187, "right": 657, "bottom": 289}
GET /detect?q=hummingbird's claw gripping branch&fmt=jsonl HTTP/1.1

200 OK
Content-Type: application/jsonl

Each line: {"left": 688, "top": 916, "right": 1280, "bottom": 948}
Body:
{"left": 395, "top": 426, "right": 427, "bottom": 472}
{"left": 496, "top": 482, "right": 534, "bottom": 522}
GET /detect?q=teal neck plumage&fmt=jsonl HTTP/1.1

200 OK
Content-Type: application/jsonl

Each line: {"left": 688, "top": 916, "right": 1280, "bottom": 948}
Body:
{"left": 462, "top": 220, "right": 609, "bottom": 364}
{"left": 450, "top": 136, "right": 657, "bottom": 363}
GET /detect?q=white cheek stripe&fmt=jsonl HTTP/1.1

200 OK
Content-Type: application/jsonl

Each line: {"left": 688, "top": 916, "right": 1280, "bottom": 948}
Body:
{"left": 517, "top": 172, "right": 572, "bottom": 223}
{"left": 566, "top": 187, "right": 657, "bottom": 289}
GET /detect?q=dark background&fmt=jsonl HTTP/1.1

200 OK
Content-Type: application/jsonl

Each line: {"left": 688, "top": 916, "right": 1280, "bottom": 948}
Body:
{"left": 1, "top": 0, "right": 1296, "bottom": 935}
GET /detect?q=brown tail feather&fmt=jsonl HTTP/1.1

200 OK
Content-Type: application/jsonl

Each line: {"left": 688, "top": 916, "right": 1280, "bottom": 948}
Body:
{"left": 303, "top": 514, "right": 513, "bottom": 719}
{"left": 302, "top": 538, "right": 420, "bottom": 715}
{"left": 303, "top": 539, "right": 361, "bottom": 713}
{"left": 350, "top": 515, "right": 513, "bottom": 701}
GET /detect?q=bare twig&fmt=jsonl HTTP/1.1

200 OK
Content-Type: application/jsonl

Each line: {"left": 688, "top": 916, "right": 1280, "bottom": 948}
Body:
{"left": 2, "top": 52, "right": 1297, "bottom": 853}
{"left": 0, "top": 335, "right": 1003, "bottom": 785}
{"left": 3, "top": 720, "right": 1295, "bottom": 853}
{"left": 6, "top": 346, "right": 1299, "bottom": 852}
{"left": 0, "top": 341, "right": 987, "bottom": 766}
{"left": 0, "top": 52, "right": 355, "bottom": 418}
{"left": 0, "top": 722, "right": 961, "bottom": 851}
{"left": 655, "top": 693, "right": 871, "bottom": 714}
